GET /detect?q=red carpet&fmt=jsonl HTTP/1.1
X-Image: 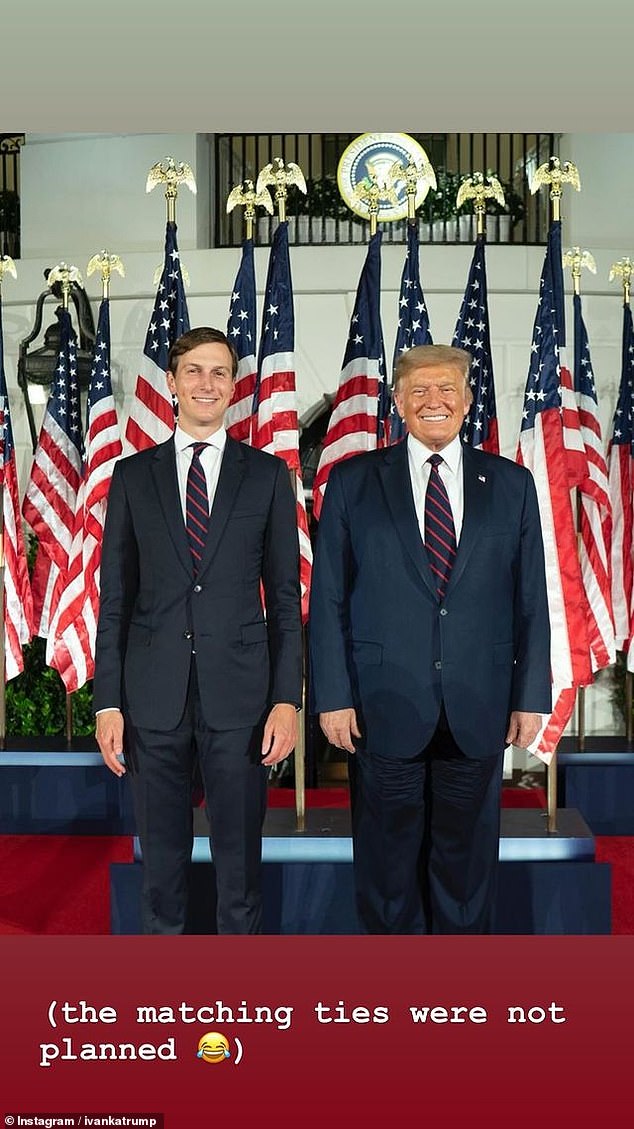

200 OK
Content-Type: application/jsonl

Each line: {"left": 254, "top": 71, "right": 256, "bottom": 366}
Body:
{"left": 595, "top": 837, "right": 634, "bottom": 935}
{"left": 0, "top": 835, "right": 132, "bottom": 935}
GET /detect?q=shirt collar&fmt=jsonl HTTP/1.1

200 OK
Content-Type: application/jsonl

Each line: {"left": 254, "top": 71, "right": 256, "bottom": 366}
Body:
{"left": 174, "top": 424, "right": 227, "bottom": 455}
{"left": 407, "top": 432, "right": 463, "bottom": 476}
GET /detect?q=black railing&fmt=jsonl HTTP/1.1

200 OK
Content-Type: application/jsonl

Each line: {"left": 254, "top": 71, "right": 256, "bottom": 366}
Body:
{"left": 214, "top": 133, "right": 558, "bottom": 248}
{"left": 0, "top": 134, "right": 24, "bottom": 259}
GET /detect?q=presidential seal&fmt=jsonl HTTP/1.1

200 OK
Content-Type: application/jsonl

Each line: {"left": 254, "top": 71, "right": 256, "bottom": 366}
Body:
{"left": 337, "top": 133, "right": 436, "bottom": 223}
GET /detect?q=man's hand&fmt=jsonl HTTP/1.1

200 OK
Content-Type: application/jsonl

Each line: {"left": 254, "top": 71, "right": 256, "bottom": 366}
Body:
{"left": 261, "top": 703, "right": 298, "bottom": 766}
{"left": 96, "top": 709, "right": 126, "bottom": 777}
{"left": 319, "top": 708, "right": 361, "bottom": 754}
{"left": 505, "top": 711, "right": 542, "bottom": 750}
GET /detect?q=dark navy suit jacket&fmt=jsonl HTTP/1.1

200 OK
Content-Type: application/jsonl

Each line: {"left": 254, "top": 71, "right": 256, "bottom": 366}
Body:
{"left": 94, "top": 435, "right": 302, "bottom": 732}
{"left": 309, "top": 440, "right": 551, "bottom": 760}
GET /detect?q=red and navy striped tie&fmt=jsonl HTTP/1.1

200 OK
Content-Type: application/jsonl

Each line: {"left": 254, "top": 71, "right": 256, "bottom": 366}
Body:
{"left": 186, "top": 442, "right": 209, "bottom": 572}
{"left": 424, "top": 453, "right": 456, "bottom": 600}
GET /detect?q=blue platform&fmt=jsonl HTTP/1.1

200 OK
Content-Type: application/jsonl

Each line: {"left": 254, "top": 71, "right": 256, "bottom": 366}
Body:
{"left": 558, "top": 737, "right": 634, "bottom": 834}
{"left": 0, "top": 744, "right": 614, "bottom": 934}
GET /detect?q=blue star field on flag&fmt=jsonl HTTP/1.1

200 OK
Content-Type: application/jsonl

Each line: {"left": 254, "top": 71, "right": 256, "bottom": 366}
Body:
{"left": 87, "top": 299, "right": 114, "bottom": 435}
{"left": 573, "top": 292, "right": 599, "bottom": 416}
{"left": 453, "top": 235, "right": 498, "bottom": 451}
{"left": 390, "top": 223, "right": 432, "bottom": 443}
{"left": 142, "top": 221, "right": 190, "bottom": 373}
{"left": 255, "top": 221, "right": 295, "bottom": 411}
{"left": 227, "top": 237, "right": 257, "bottom": 365}
{"left": 610, "top": 304, "right": 634, "bottom": 450}
{"left": 521, "top": 266, "right": 561, "bottom": 433}
{"left": 49, "top": 308, "right": 83, "bottom": 454}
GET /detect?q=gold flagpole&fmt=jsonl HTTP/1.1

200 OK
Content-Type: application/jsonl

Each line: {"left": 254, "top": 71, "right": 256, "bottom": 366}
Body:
{"left": 254, "top": 158, "right": 308, "bottom": 831}
{"left": 530, "top": 156, "right": 581, "bottom": 831}
{"left": 609, "top": 256, "right": 634, "bottom": 740}
{"left": 47, "top": 262, "right": 83, "bottom": 744}
{"left": 563, "top": 246, "right": 597, "bottom": 752}
{"left": 456, "top": 171, "right": 506, "bottom": 240}
{"left": 0, "top": 254, "right": 18, "bottom": 749}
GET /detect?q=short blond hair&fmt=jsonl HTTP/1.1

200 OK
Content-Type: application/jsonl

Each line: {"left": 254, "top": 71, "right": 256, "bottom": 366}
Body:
{"left": 393, "top": 344, "right": 472, "bottom": 394}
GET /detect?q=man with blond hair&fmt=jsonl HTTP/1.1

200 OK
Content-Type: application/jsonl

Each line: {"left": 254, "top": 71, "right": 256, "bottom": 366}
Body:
{"left": 310, "top": 344, "right": 551, "bottom": 934}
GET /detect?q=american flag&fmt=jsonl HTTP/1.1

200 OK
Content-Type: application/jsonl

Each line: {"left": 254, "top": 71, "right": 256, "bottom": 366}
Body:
{"left": 453, "top": 234, "right": 499, "bottom": 454}
{"left": 312, "top": 231, "right": 385, "bottom": 519}
{"left": 253, "top": 221, "right": 312, "bottom": 622}
{"left": 225, "top": 237, "right": 257, "bottom": 444}
{"left": 607, "top": 302, "right": 634, "bottom": 656}
{"left": 389, "top": 222, "right": 432, "bottom": 444}
{"left": 125, "top": 221, "right": 189, "bottom": 452}
{"left": 48, "top": 297, "right": 122, "bottom": 690}
{"left": 549, "top": 220, "right": 588, "bottom": 488}
{"left": 573, "top": 291, "right": 615, "bottom": 672}
{"left": 0, "top": 294, "right": 34, "bottom": 678}
{"left": 517, "top": 252, "right": 593, "bottom": 763}
{"left": 22, "top": 307, "right": 83, "bottom": 638}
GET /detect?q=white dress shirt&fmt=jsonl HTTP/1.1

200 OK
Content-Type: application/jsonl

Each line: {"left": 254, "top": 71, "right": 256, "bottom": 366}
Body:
{"left": 406, "top": 432, "right": 464, "bottom": 545}
{"left": 173, "top": 423, "right": 227, "bottom": 521}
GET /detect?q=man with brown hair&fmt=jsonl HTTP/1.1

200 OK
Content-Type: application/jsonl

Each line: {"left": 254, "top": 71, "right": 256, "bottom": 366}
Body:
{"left": 95, "top": 327, "right": 302, "bottom": 934}
{"left": 309, "top": 344, "right": 551, "bottom": 934}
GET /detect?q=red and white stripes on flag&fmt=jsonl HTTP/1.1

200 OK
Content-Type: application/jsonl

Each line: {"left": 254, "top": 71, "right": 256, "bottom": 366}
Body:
{"left": 0, "top": 295, "right": 34, "bottom": 679}
{"left": 517, "top": 246, "right": 593, "bottom": 764}
{"left": 312, "top": 232, "right": 384, "bottom": 521}
{"left": 573, "top": 292, "right": 615, "bottom": 672}
{"left": 22, "top": 308, "right": 83, "bottom": 638}
{"left": 47, "top": 298, "right": 122, "bottom": 691}
{"left": 125, "top": 221, "right": 189, "bottom": 453}
{"left": 254, "top": 222, "right": 312, "bottom": 622}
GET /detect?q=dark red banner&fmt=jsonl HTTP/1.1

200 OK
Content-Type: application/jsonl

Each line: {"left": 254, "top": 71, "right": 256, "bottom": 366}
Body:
{"left": 1, "top": 936, "right": 631, "bottom": 1128}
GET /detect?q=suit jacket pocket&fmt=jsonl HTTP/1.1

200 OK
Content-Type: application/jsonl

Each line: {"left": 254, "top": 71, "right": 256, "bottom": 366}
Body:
{"left": 241, "top": 621, "right": 269, "bottom": 645}
{"left": 493, "top": 642, "right": 514, "bottom": 665}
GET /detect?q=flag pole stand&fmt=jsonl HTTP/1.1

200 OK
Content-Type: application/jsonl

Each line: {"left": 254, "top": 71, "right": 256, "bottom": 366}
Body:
{"left": 64, "top": 690, "right": 72, "bottom": 745}
{"left": 577, "top": 686, "right": 586, "bottom": 750}
{"left": 294, "top": 678, "right": 306, "bottom": 833}
{"left": 546, "top": 752, "right": 558, "bottom": 833}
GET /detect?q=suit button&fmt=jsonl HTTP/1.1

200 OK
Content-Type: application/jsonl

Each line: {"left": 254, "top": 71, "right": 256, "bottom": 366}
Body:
{"left": 193, "top": 584, "right": 202, "bottom": 593}
{"left": 440, "top": 608, "right": 448, "bottom": 616}
{"left": 434, "top": 660, "right": 442, "bottom": 670}
{"left": 183, "top": 630, "right": 194, "bottom": 640}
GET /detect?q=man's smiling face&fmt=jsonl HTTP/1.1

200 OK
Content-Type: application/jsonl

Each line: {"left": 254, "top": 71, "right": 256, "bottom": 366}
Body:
{"left": 394, "top": 362, "right": 471, "bottom": 451}
{"left": 166, "top": 341, "right": 236, "bottom": 438}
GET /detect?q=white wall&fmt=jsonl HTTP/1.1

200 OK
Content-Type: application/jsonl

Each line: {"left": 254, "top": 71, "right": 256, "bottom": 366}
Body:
{"left": 4, "top": 131, "right": 633, "bottom": 740}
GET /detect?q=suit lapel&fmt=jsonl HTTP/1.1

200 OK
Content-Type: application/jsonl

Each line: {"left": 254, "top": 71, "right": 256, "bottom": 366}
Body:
{"left": 447, "top": 444, "right": 491, "bottom": 593}
{"left": 197, "top": 436, "right": 246, "bottom": 577}
{"left": 151, "top": 437, "right": 193, "bottom": 577}
{"left": 378, "top": 442, "right": 438, "bottom": 599}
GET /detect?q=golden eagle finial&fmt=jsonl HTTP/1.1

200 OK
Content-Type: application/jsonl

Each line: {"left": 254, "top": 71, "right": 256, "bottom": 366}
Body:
{"left": 0, "top": 254, "right": 17, "bottom": 284}
{"left": 256, "top": 158, "right": 307, "bottom": 220}
{"left": 146, "top": 156, "right": 197, "bottom": 196}
{"left": 87, "top": 250, "right": 125, "bottom": 298}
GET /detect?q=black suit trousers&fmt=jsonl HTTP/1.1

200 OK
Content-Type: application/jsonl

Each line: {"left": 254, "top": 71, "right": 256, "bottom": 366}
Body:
{"left": 124, "top": 661, "right": 267, "bottom": 935}
{"left": 352, "top": 713, "right": 504, "bottom": 935}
